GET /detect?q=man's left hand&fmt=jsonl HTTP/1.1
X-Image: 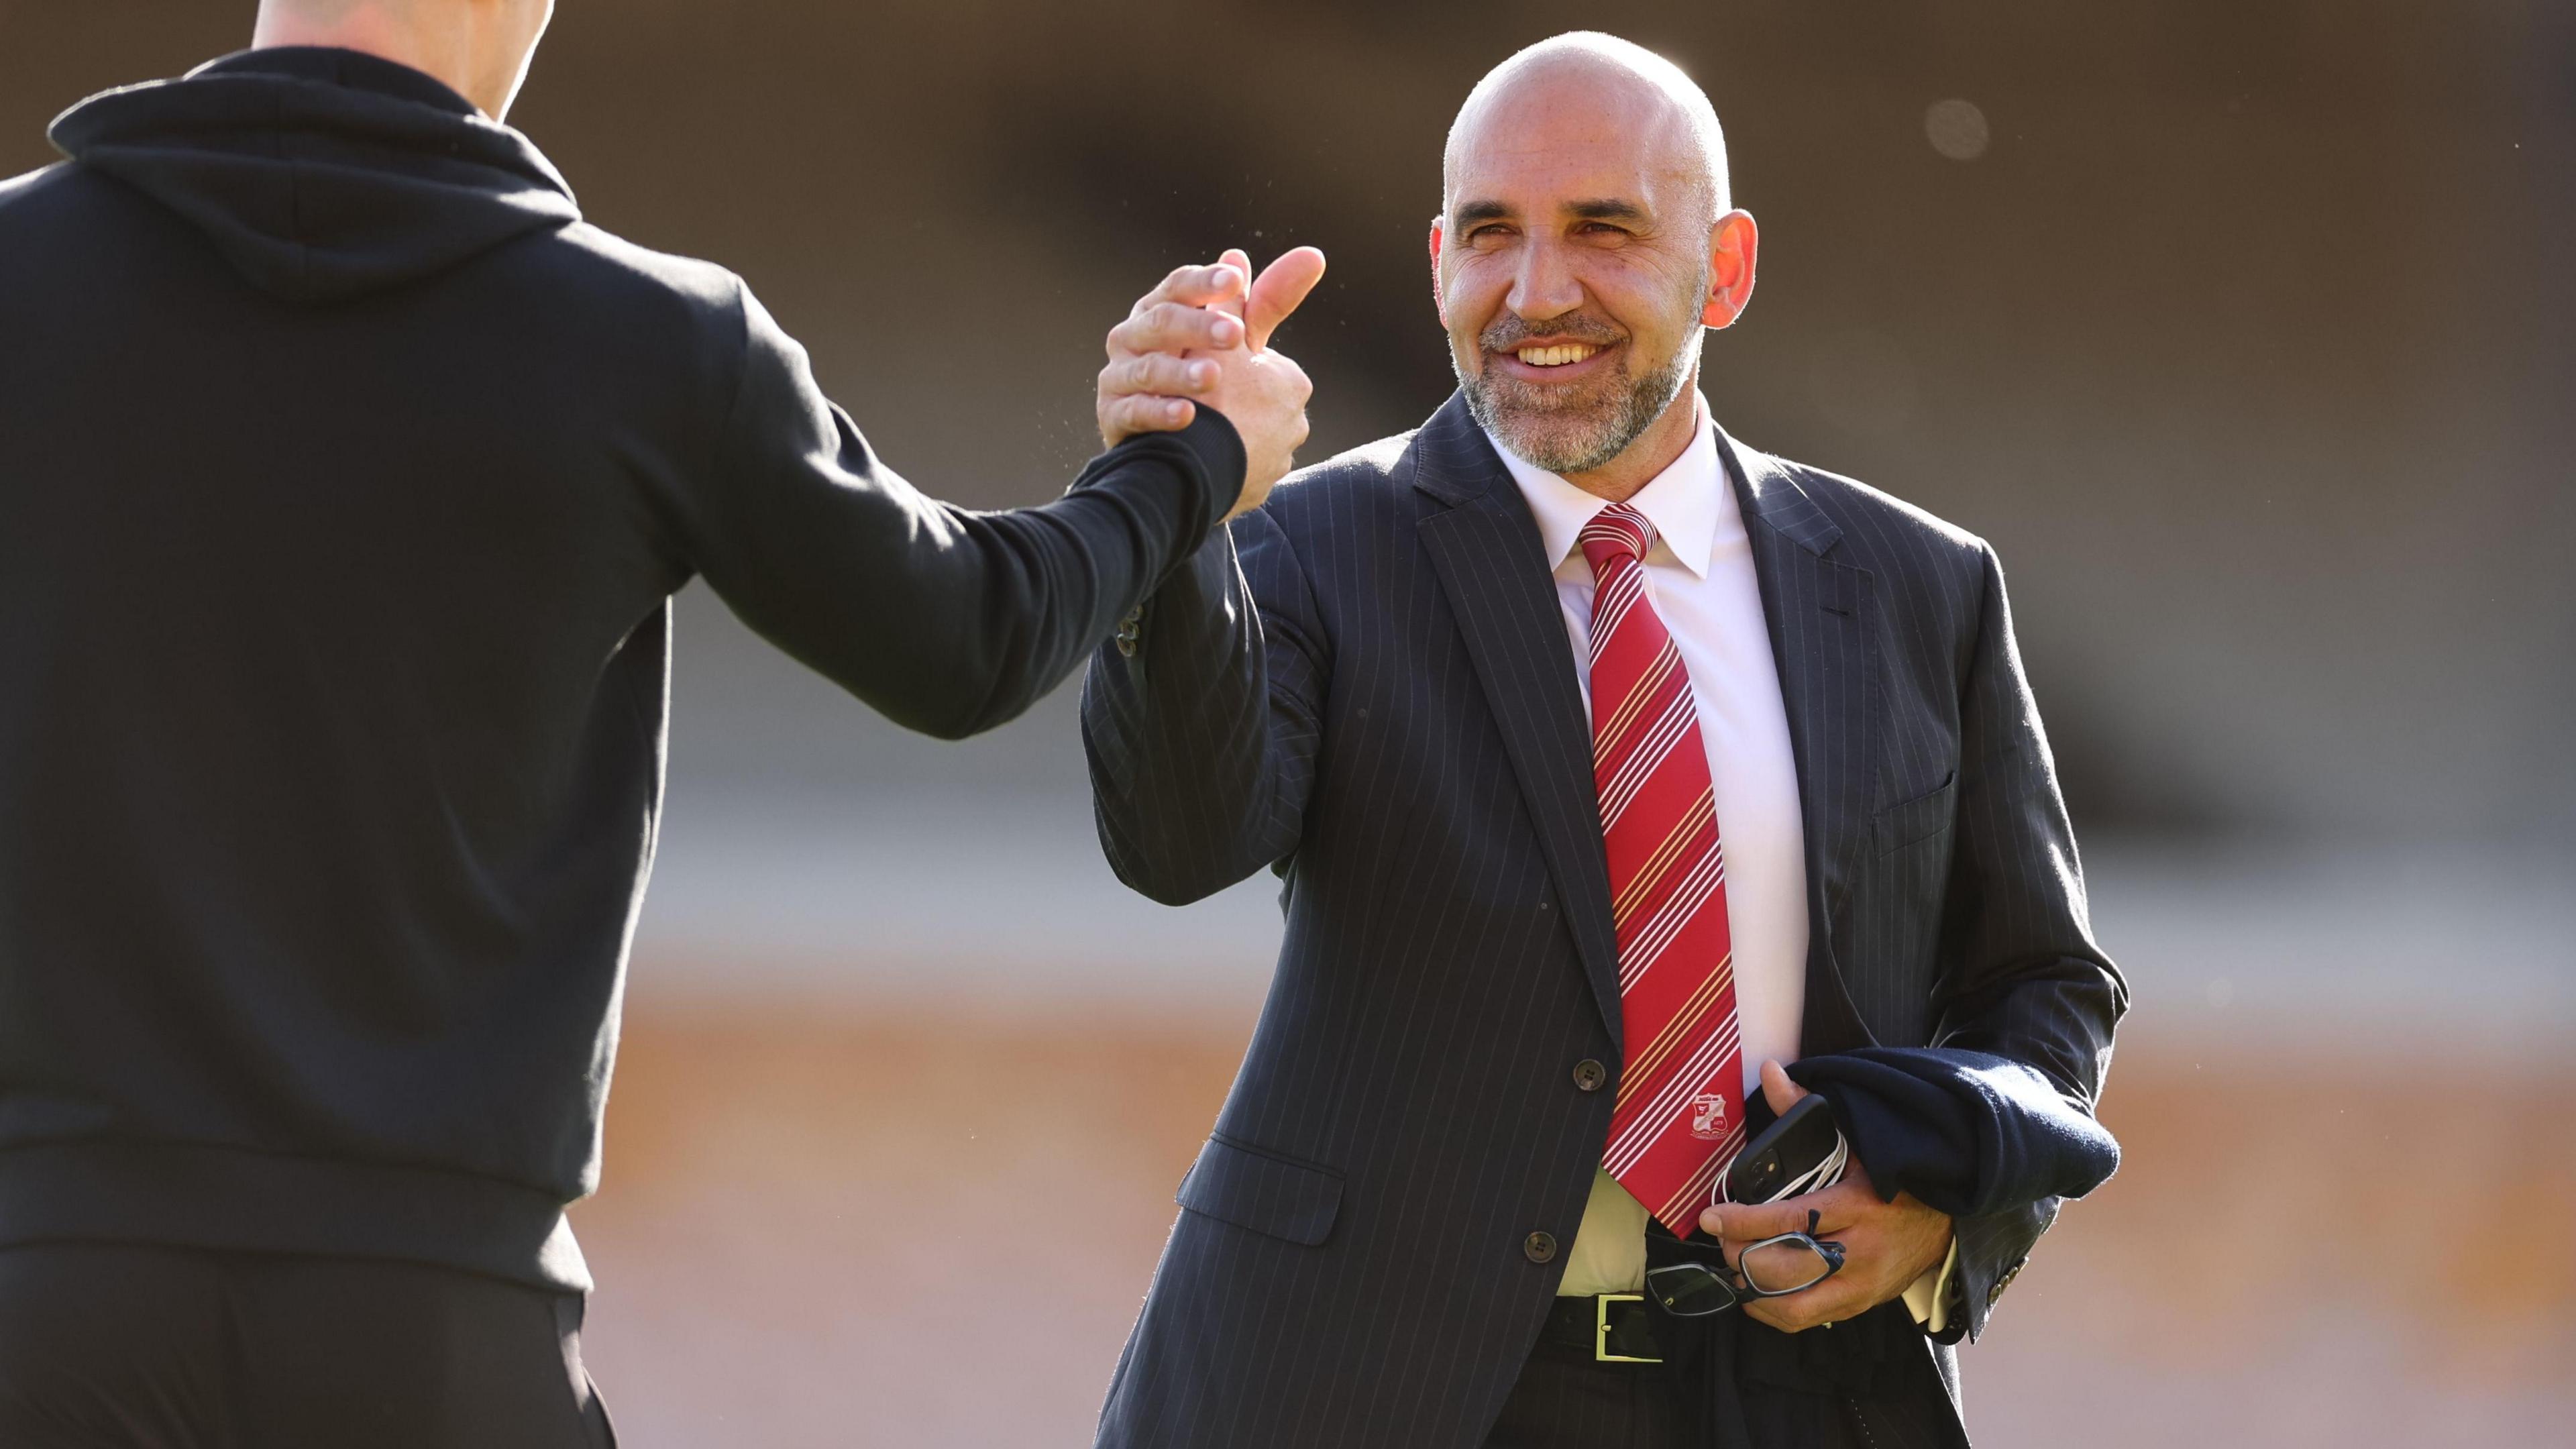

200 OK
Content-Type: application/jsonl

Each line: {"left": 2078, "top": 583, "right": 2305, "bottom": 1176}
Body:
{"left": 1698, "top": 1061, "right": 1953, "bottom": 1334}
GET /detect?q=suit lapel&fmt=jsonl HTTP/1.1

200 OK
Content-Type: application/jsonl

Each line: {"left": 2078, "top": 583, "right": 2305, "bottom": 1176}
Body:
{"left": 1410, "top": 396, "right": 1627, "bottom": 1050}
{"left": 1720, "top": 431, "right": 1880, "bottom": 1055}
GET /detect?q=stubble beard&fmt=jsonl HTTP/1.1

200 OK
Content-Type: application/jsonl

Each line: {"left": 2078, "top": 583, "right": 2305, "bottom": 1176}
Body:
{"left": 1454, "top": 275, "right": 1706, "bottom": 476}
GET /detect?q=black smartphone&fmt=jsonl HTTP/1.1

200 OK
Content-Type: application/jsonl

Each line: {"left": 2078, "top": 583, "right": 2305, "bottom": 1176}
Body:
{"left": 1720, "top": 1093, "right": 1843, "bottom": 1205}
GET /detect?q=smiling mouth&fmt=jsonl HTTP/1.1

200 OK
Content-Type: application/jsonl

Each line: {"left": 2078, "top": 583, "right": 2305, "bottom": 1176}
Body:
{"left": 1513, "top": 343, "right": 1603, "bottom": 368}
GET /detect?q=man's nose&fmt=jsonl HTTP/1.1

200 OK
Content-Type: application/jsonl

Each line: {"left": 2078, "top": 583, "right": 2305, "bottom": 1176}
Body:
{"left": 1504, "top": 237, "right": 1585, "bottom": 325}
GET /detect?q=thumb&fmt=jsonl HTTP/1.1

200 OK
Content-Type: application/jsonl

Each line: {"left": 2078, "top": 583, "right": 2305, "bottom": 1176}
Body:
{"left": 1760, "top": 1060, "right": 1807, "bottom": 1118}
{"left": 1244, "top": 246, "right": 1328, "bottom": 351}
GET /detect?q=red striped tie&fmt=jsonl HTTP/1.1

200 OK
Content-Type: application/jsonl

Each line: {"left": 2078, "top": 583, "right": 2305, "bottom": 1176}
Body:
{"left": 1580, "top": 504, "right": 1743, "bottom": 1237}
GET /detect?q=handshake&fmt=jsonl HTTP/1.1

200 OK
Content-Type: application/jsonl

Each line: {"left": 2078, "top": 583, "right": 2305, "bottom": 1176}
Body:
{"left": 1092, "top": 245, "right": 1330, "bottom": 521}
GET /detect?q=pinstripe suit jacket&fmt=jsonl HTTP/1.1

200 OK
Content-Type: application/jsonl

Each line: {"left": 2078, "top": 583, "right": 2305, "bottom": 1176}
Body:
{"left": 1081, "top": 392, "right": 2126, "bottom": 1448}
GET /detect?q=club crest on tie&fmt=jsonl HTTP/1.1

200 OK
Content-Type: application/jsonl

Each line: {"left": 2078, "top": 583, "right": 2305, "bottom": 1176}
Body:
{"left": 1690, "top": 1092, "right": 1729, "bottom": 1140}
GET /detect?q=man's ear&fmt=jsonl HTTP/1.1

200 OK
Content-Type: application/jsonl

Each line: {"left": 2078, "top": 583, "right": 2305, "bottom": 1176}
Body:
{"left": 1428, "top": 218, "right": 1448, "bottom": 328}
{"left": 1701, "top": 210, "right": 1760, "bottom": 329}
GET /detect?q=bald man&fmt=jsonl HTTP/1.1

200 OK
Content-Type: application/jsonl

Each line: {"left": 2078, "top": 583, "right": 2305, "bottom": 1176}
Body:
{"left": 0, "top": 1, "right": 1320, "bottom": 1444}
{"left": 1082, "top": 32, "right": 2125, "bottom": 1449}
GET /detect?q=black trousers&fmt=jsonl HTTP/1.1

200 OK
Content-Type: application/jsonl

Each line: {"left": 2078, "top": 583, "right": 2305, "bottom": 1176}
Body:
{"left": 1483, "top": 1340, "right": 1694, "bottom": 1448}
{"left": 1483, "top": 1320, "right": 1966, "bottom": 1449}
{"left": 0, "top": 1244, "right": 614, "bottom": 1449}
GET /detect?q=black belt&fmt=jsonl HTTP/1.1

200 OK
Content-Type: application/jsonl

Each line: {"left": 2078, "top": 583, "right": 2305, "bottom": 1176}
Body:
{"left": 1539, "top": 1293, "right": 1666, "bottom": 1364}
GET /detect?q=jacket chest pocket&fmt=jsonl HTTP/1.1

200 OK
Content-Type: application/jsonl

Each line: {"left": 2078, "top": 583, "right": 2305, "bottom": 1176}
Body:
{"left": 1872, "top": 771, "right": 1956, "bottom": 855}
{"left": 1845, "top": 772, "right": 1959, "bottom": 1044}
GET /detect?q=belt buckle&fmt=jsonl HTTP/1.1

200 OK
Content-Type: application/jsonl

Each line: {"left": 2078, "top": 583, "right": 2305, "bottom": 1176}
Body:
{"left": 1594, "top": 1293, "right": 1661, "bottom": 1363}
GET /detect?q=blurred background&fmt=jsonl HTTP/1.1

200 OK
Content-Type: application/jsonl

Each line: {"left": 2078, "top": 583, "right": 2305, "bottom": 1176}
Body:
{"left": 7, "top": 1, "right": 2571, "bottom": 1443}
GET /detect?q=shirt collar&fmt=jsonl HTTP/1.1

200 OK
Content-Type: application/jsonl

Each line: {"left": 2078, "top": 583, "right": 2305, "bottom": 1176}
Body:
{"left": 1483, "top": 394, "right": 1723, "bottom": 579}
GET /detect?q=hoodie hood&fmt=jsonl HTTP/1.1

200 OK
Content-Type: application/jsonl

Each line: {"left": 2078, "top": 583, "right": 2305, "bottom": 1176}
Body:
{"left": 49, "top": 48, "right": 580, "bottom": 305}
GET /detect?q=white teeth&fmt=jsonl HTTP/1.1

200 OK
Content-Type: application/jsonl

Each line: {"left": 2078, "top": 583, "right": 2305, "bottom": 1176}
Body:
{"left": 1515, "top": 343, "right": 1599, "bottom": 367}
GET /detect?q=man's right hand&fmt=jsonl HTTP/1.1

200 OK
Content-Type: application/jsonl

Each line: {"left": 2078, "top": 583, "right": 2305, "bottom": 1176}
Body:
{"left": 1099, "top": 248, "right": 1326, "bottom": 520}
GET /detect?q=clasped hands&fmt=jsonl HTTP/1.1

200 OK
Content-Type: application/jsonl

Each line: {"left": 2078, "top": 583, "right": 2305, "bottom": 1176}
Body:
{"left": 1096, "top": 246, "right": 1327, "bottom": 520}
{"left": 1700, "top": 1061, "right": 1954, "bottom": 1334}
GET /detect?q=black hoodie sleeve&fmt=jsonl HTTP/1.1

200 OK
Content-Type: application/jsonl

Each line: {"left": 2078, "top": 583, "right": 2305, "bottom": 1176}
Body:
{"left": 671, "top": 279, "right": 1244, "bottom": 739}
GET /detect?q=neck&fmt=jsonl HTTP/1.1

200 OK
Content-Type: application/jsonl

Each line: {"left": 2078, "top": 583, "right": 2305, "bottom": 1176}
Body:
{"left": 1557, "top": 364, "right": 1705, "bottom": 503}
{"left": 251, "top": 2, "right": 530, "bottom": 119}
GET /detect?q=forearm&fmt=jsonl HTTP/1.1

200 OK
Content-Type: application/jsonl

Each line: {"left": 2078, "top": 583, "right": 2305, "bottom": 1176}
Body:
{"left": 1937, "top": 1196, "right": 2056, "bottom": 1343}
{"left": 664, "top": 277, "right": 1244, "bottom": 739}
{"left": 1917, "top": 537, "right": 2130, "bottom": 1337}
{"left": 1919, "top": 967, "right": 2115, "bottom": 1343}
{"left": 1082, "top": 531, "right": 1299, "bottom": 904}
{"left": 888, "top": 414, "right": 1241, "bottom": 739}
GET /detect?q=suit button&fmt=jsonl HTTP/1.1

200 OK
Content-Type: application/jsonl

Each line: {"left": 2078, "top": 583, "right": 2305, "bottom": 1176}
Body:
{"left": 1990, "top": 1260, "right": 2025, "bottom": 1306}
{"left": 1523, "top": 1232, "right": 1557, "bottom": 1264}
{"left": 1572, "top": 1059, "right": 1607, "bottom": 1093}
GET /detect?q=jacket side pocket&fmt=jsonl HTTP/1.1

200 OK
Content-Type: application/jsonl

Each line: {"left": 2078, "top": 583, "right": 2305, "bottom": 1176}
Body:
{"left": 1175, "top": 1134, "right": 1344, "bottom": 1246}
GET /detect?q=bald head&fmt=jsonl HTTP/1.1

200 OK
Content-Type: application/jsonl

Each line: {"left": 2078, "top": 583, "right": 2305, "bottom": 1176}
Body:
{"left": 1430, "top": 32, "right": 1757, "bottom": 492}
{"left": 1444, "top": 33, "right": 1729, "bottom": 228}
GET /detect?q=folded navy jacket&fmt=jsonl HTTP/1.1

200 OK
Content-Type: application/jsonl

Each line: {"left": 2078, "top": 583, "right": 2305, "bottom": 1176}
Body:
{"left": 1786, "top": 1049, "right": 2121, "bottom": 1218}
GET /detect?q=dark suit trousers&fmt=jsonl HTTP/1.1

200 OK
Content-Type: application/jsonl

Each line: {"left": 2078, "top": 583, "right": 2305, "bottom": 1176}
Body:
{"left": 1484, "top": 1307, "right": 1967, "bottom": 1449}
{"left": 1483, "top": 1341, "right": 1693, "bottom": 1448}
{"left": 0, "top": 1244, "right": 614, "bottom": 1448}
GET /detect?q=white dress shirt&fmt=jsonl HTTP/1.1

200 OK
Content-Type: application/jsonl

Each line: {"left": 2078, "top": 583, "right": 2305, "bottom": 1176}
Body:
{"left": 1483, "top": 396, "right": 1810, "bottom": 1298}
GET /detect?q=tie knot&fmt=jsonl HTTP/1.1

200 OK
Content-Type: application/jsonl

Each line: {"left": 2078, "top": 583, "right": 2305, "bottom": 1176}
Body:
{"left": 1578, "top": 504, "right": 1658, "bottom": 572}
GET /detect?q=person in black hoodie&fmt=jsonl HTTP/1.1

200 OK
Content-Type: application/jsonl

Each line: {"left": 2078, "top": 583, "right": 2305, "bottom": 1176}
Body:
{"left": 0, "top": 1, "right": 1320, "bottom": 1444}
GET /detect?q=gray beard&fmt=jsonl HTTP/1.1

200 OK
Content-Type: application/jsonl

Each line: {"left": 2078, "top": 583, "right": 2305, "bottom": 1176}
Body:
{"left": 1457, "top": 331, "right": 1697, "bottom": 476}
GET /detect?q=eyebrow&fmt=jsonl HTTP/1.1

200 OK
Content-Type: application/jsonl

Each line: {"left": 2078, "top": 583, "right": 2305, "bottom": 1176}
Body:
{"left": 1450, "top": 197, "right": 1649, "bottom": 225}
{"left": 1566, "top": 198, "right": 1646, "bottom": 222}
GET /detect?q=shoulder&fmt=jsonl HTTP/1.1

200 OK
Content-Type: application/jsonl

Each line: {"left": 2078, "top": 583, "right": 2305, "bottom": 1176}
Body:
{"left": 1256, "top": 428, "right": 1424, "bottom": 533}
{"left": 521, "top": 221, "right": 749, "bottom": 341}
{"left": 1733, "top": 439, "right": 1992, "bottom": 580}
{"left": 0, "top": 162, "right": 67, "bottom": 211}
{"left": 490, "top": 222, "right": 789, "bottom": 437}
{"left": 0, "top": 161, "right": 129, "bottom": 239}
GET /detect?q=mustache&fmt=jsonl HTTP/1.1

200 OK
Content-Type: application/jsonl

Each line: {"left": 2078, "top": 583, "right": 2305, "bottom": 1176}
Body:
{"left": 1479, "top": 315, "right": 1626, "bottom": 352}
